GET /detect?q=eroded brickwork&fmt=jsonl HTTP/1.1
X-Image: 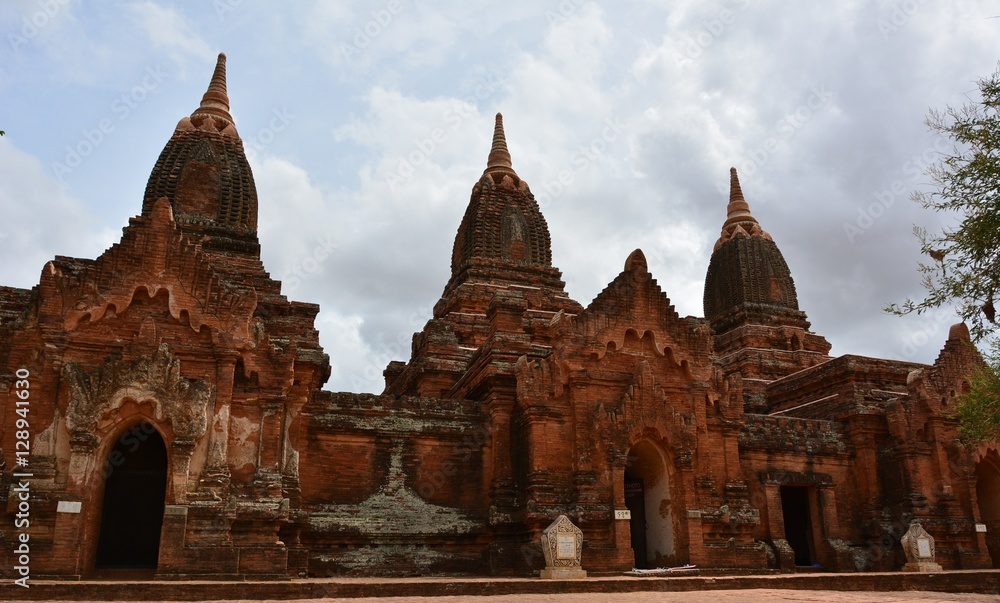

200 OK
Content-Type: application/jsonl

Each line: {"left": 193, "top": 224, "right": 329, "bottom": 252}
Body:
{"left": 0, "top": 55, "right": 996, "bottom": 579}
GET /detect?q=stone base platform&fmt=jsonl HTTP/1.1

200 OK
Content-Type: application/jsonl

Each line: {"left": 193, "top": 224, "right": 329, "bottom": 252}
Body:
{"left": 539, "top": 567, "right": 587, "bottom": 579}
{"left": 4, "top": 569, "right": 999, "bottom": 601}
{"left": 902, "top": 561, "right": 944, "bottom": 572}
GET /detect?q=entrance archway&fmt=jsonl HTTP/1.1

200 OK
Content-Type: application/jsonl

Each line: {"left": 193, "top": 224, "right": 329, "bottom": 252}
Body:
{"left": 779, "top": 485, "right": 815, "bottom": 566}
{"left": 976, "top": 453, "right": 1000, "bottom": 568}
{"left": 624, "top": 440, "right": 673, "bottom": 568}
{"left": 95, "top": 422, "right": 168, "bottom": 569}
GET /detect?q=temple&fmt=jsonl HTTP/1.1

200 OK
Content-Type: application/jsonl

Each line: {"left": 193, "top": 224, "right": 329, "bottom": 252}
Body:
{"left": 1, "top": 54, "right": 998, "bottom": 578}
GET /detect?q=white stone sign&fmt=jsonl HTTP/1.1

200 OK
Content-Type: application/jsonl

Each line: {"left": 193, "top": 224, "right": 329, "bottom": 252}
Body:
{"left": 901, "top": 521, "right": 942, "bottom": 572}
{"left": 539, "top": 514, "right": 587, "bottom": 579}
{"left": 57, "top": 501, "right": 82, "bottom": 514}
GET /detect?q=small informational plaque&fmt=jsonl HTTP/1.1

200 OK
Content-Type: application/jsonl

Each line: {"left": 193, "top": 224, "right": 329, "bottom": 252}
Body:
{"left": 901, "top": 521, "right": 942, "bottom": 572}
{"left": 539, "top": 514, "right": 587, "bottom": 579}
{"left": 916, "top": 537, "right": 932, "bottom": 558}
{"left": 976, "top": 523, "right": 988, "bottom": 533}
{"left": 57, "top": 501, "right": 82, "bottom": 514}
{"left": 556, "top": 534, "right": 577, "bottom": 559}
{"left": 615, "top": 509, "right": 632, "bottom": 520}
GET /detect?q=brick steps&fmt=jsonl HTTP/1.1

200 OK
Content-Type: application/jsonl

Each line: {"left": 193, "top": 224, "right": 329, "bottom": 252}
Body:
{"left": 6, "top": 570, "right": 999, "bottom": 600}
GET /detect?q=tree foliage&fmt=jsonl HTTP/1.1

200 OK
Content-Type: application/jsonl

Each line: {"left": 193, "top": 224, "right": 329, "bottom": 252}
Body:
{"left": 955, "top": 361, "right": 1000, "bottom": 444}
{"left": 887, "top": 64, "right": 1000, "bottom": 444}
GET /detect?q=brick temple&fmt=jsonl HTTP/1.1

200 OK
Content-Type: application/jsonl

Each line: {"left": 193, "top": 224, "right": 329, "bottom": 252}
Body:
{"left": 2, "top": 54, "right": 998, "bottom": 579}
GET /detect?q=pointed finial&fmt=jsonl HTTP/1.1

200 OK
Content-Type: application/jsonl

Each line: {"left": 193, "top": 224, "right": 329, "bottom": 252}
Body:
{"left": 723, "top": 167, "right": 757, "bottom": 228}
{"left": 625, "top": 249, "right": 647, "bottom": 273}
{"left": 192, "top": 53, "right": 233, "bottom": 124}
{"left": 948, "top": 322, "right": 971, "bottom": 343}
{"left": 730, "top": 167, "right": 745, "bottom": 203}
{"left": 488, "top": 113, "right": 512, "bottom": 168}
{"left": 715, "top": 167, "right": 769, "bottom": 250}
{"left": 483, "top": 113, "right": 518, "bottom": 180}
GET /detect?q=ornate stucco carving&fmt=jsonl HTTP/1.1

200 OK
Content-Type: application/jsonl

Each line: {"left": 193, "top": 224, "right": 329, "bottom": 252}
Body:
{"left": 47, "top": 197, "right": 257, "bottom": 342}
{"left": 64, "top": 343, "right": 212, "bottom": 440}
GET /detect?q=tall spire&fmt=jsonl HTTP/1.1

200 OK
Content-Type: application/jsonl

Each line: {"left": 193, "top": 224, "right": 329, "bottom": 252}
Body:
{"left": 144, "top": 51, "right": 256, "bottom": 234}
{"left": 483, "top": 113, "right": 518, "bottom": 180}
{"left": 722, "top": 167, "right": 758, "bottom": 230}
{"left": 704, "top": 167, "right": 821, "bottom": 345}
{"left": 715, "top": 167, "right": 770, "bottom": 251}
{"left": 192, "top": 53, "right": 233, "bottom": 125}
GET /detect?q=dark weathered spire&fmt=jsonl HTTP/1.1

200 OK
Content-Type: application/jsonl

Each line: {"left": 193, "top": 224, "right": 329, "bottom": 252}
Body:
{"left": 444, "top": 111, "right": 562, "bottom": 298}
{"left": 704, "top": 166, "right": 818, "bottom": 340}
{"left": 484, "top": 113, "right": 517, "bottom": 180}
{"left": 192, "top": 53, "right": 233, "bottom": 124}
{"left": 143, "top": 52, "right": 257, "bottom": 237}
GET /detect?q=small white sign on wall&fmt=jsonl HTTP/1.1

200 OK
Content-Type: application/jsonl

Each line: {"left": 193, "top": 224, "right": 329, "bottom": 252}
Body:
{"left": 615, "top": 509, "right": 632, "bottom": 520}
{"left": 57, "top": 501, "right": 82, "bottom": 514}
{"left": 976, "top": 523, "right": 988, "bottom": 533}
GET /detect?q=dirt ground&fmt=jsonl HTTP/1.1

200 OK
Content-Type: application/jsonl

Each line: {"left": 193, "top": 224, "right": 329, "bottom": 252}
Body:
{"left": 66, "top": 589, "right": 1000, "bottom": 603}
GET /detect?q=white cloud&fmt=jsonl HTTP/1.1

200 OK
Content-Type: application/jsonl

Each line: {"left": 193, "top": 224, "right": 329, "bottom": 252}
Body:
{"left": 0, "top": 139, "right": 114, "bottom": 289}
{"left": 5, "top": 0, "right": 999, "bottom": 391}
{"left": 127, "top": 1, "right": 215, "bottom": 65}
{"left": 316, "top": 311, "right": 378, "bottom": 393}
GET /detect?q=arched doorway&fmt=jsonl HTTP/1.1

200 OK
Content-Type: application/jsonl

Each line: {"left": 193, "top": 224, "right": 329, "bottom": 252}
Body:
{"left": 624, "top": 440, "right": 673, "bottom": 568}
{"left": 779, "top": 485, "right": 815, "bottom": 566}
{"left": 95, "top": 421, "right": 168, "bottom": 570}
{"left": 976, "top": 453, "right": 1000, "bottom": 568}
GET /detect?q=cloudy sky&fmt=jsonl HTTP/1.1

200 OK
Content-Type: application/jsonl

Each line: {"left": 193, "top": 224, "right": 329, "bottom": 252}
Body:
{"left": 1, "top": 1, "right": 997, "bottom": 393}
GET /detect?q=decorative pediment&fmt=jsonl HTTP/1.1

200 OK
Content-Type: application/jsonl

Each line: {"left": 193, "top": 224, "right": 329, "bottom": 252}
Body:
{"left": 63, "top": 342, "right": 212, "bottom": 440}
{"left": 568, "top": 249, "right": 711, "bottom": 374}
{"left": 926, "top": 323, "right": 984, "bottom": 406}
{"left": 597, "top": 360, "right": 696, "bottom": 451}
{"left": 45, "top": 198, "right": 257, "bottom": 342}
{"left": 899, "top": 324, "right": 984, "bottom": 425}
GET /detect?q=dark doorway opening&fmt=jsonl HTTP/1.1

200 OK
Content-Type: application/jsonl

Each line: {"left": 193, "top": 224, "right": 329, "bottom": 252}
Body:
{"left": 780, "top": 485, "right": 814, "bottom": 566}
{"left": 96, "top": 422, "right": 167, "bottom": 569}
{"left": 976, "top": 456, "right": 1000, "bottom": 568}
{"left": 625, "top": 471, "right": 647, "bottom": 568}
